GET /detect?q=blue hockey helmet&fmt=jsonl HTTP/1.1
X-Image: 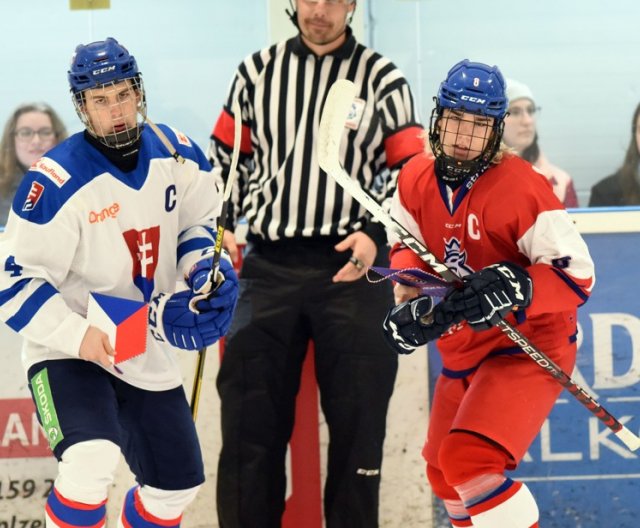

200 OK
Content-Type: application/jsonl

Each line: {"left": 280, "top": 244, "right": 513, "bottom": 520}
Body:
{"left": 436, "top": 59, "right": 507, "bottom": 119}
{"left": 429, "top": 59, "right": 507, "bottom": 185}
{"left": 68, "top": 38, "right": 147, "bottom": 149}
{"left": 68, "top": 37, "right": 139, "bottom": 94}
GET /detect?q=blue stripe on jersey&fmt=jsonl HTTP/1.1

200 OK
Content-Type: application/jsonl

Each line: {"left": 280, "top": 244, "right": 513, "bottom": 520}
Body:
{"left": 465, "top": 477, "right": 514, "bottom": 508}
{"left": 441, "top": 365, "right": 478, "bottom": 379}
{"left": 178, "top": 225, "right": 216, "bottom": 240}
{"left": 46, "top": 486, "right": 106, "bottom": 526}
{"left": 6, "top": 282, "right": 57, "bottom": 332}
{"left": 177, "top": 236, "right": 215, "bottom": 262}
{"left": 0, "top": 278, "right": 31, "bottom": 306}
{"left": 552, "top": 267, "right": 590, "bottom": 305}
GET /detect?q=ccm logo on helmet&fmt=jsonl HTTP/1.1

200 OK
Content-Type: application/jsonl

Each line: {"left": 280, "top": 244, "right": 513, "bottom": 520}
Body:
{"left": 460, "top": 95, "right": 487, "bottom": 104}
{"left": 92, "top": 65, "right": 116, "bottom": 76}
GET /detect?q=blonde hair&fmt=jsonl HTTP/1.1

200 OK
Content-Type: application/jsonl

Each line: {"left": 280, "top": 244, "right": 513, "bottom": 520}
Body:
{"left": 0, "top": 103, "right": 68, "bottom": 196}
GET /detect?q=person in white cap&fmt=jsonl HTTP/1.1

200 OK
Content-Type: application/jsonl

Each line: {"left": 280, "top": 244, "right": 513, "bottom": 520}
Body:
{"left": 503, "top": 79, "right": 578, "bottom": 207}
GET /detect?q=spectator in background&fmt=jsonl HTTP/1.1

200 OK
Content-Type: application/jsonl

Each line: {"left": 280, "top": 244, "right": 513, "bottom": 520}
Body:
{"left": 0, "top": 102, "right": 67, "bottom": 225}
{"left": 503, "top": 79, "right": 579, "bottom": 207}
{"left": 589, "top": 102, "right": 640, "bottom": 206}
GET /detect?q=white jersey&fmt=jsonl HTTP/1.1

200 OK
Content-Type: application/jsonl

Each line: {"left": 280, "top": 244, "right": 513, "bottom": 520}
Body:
{"left": 0, "top": 125, "right": 221, "bottom": 391}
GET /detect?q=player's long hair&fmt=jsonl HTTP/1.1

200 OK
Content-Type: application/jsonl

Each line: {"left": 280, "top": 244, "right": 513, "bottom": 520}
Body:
{"left": 0, "top": 103, "right": 68, "bottom": 197}
{"left": 615, "top": 102, "right": 640, "bottom": 205}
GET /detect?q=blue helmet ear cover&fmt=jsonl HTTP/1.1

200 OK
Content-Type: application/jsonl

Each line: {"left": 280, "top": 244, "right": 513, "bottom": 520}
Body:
{"left": 68, "top": 37, "right": 140, "bottom": 94}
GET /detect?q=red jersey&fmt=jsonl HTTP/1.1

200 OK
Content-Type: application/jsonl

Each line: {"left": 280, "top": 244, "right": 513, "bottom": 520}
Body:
{"left": 389, "top": 152, "right": 594, "bottom": 374}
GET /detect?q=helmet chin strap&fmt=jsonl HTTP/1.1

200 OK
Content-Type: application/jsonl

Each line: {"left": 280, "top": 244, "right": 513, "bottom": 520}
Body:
{"left": 99, "top": 126, "right": 141, "bottom": 149}
{"left": 286, "top": 0, "right": 299, "bottom": 28}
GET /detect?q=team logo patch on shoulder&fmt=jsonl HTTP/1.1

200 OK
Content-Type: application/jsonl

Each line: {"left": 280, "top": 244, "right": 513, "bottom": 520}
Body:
{"left": 32, "top": 157, "right": 70, "bottom": 188}
{"left": 172, "top": 128, "right": 192, "bottom": 147}
{"left": 345, "top": 98, "right": 366, "bottom": 130}
{"left": 22, "top": 181, "right": 45, "bottom": 211}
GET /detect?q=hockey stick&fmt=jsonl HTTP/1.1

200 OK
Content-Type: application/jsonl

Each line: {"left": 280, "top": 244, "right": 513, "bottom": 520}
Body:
{"left": 190, "top": 98, "right": 243, "bottom": 421}
{"left": 317, "top": 78, "right": 640, "bottom": 452}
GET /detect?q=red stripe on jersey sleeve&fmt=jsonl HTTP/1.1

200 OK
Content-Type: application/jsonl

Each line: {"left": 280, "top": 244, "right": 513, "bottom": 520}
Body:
{"left": 384, "top": 126, "right": 424, "bottom": 168}
{"left": 211, "top": 108, "right": 252, "bottom": 155}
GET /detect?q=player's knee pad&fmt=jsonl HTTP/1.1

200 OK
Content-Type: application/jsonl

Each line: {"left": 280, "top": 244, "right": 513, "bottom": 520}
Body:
{"left": 56, "top": 439, "right": 121, "bottom": 504}
{"left": 120, "top": 484, "right": 201, "bottom": 525}
{"left": 438, "top": 430, "right": 510, "bottom": 487}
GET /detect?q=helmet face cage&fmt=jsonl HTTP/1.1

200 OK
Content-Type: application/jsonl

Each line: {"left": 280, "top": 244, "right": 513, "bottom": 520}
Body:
{"left": 429, "top": 105, "right": 504, "bottom": 185}
{"left": 72, "top": 76, "right": 147, "bottom": 149}
{"left": 428, "top": 59, "right": 507, "bottom": 184}
{"left": 68, "top": 38, "right": 147, "bottom": 149}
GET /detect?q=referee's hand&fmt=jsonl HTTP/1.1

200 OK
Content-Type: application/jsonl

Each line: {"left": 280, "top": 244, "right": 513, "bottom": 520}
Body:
{"left": 332, "top": 232, "right": 376, "bottom": 283}
{"left": 222, "top": 231, "right": 239, "bottom": 265}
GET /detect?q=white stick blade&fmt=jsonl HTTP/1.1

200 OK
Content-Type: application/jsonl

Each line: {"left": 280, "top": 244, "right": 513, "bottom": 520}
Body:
{"left": 318, "top": 79, "right": 357, "bottom": 174}
{"left": 615, "top": 425, "right": 640, "bottom": 451}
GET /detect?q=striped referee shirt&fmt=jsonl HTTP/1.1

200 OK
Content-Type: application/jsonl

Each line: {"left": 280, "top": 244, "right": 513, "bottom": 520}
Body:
{"left": 208, "top": 28, "right": 424, "bottom": 246}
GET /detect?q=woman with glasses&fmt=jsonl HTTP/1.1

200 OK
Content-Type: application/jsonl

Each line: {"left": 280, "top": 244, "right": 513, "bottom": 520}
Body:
{"left": 0, "top": 102, "right": 67, "bottom": 225}
{"left": 588, "top": 102, "right": 640, "bottom": 206}
{"left": 503, "top": 79, "right": 578, "bottom": 207}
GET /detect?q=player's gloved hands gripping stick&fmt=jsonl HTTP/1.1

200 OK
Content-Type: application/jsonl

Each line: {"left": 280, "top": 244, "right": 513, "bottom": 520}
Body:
{"left": 382, "top": 295, "right": 462, "bottom": 354}
{"left": 186, "top": 248, "right": 238, "bottom": 313}
{"left": 148, "top": 249, "right": 239, "bottom": 351}
{"left": 382, "top": 261, "right": 532, "bottom": 354}
{"left": 444, "top": 261, "right": 532, "bottom": 330}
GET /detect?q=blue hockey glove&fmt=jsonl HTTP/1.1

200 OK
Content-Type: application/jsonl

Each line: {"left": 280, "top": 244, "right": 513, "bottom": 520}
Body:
{"left": 187, "top": 251, "right": 239, "bottom": 315}
{"left": 444, "top": 261, "right": 533, "bottom": 331}
{"left": 148, "top": 290, "right": 232, "bottom": 350}
{"left": 186, "top": 249, "right": 217, "bottom": 295}
{"left": 382, "top": 296, "right": 460, "bottom": 354}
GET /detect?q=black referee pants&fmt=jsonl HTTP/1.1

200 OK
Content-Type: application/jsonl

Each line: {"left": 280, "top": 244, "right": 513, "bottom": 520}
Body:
{"left": 216, "top": 239, "right": 398, "bottom": 528}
